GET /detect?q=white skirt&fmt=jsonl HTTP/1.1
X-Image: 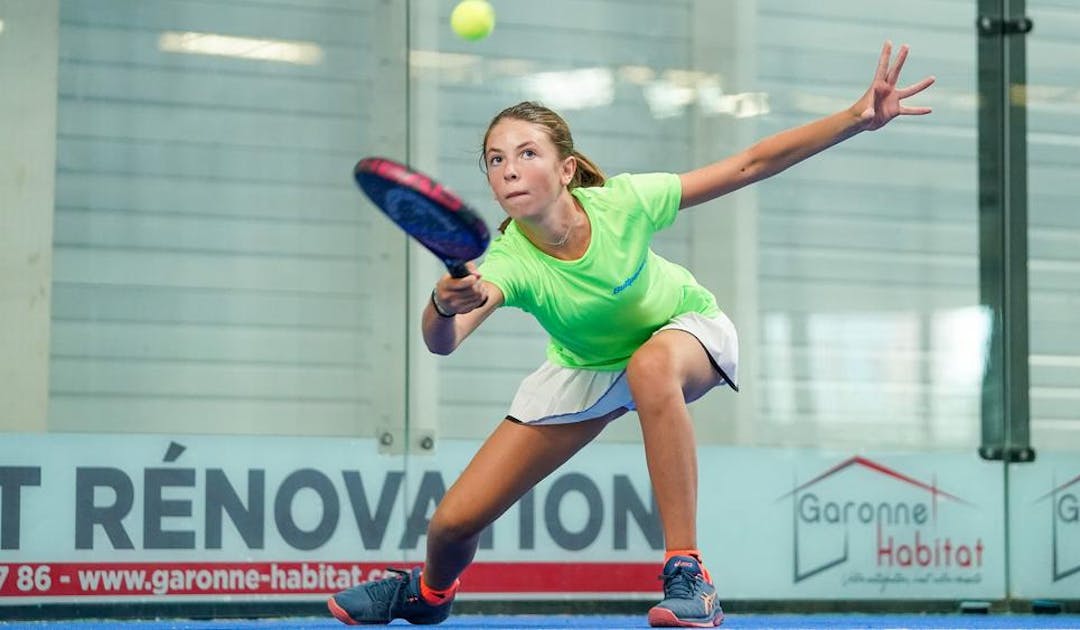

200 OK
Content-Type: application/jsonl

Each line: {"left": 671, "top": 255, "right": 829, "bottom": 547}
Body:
{"left": 507, "top": 311, "right": 738, "bottom": 425}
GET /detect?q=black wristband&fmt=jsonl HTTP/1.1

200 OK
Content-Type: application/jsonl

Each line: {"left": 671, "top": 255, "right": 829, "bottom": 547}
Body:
{"left": 430, "top": 289, "right": 456, "bottom": 318}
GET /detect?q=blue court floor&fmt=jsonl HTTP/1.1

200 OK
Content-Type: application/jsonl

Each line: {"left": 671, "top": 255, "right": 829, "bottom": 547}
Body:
{"left": 2, "top": 615, "right": 1080, "bottom": 629}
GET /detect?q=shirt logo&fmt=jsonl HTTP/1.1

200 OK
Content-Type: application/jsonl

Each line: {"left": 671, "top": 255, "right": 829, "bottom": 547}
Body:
{"left": 612, "top": 257, "right": 646, "bottom": 295}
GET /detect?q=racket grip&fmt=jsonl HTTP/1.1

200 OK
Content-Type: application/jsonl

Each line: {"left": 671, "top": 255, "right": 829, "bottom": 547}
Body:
{"left": 447, "top": 262, "right": 470, "bottom": 278}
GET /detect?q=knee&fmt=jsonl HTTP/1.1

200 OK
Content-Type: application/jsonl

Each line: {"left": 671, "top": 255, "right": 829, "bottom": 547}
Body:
{"left": 428, "top": 504, "right": 484, "bottom": 545}
{"left": 626, "top": 344, "right": 676, "bottom": 394}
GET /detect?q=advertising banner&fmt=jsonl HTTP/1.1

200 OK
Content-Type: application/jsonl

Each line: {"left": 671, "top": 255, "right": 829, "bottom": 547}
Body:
{"left": 1008, "top": 452, "right": 1080, "bottom": 599}
{"left": 701, "top": 449, "right": 1006, "bottom": 599}
{"left": 1, "top": 433, "right": 1007, "bottom": 604}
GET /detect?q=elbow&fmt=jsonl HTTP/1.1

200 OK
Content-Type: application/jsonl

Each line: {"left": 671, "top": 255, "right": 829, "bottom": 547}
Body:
{"left": 741, "top": 146, "right": 770, "bottom": 182}
{"left": 424, "top": 336, "right": 457, "bottom": 356}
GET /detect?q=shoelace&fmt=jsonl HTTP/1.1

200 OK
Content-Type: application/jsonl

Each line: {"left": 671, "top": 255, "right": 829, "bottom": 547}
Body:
{"left": 661, "top": 566, "right": 701, "bottom": 599}
{"left": 367, "top": 568, "right": 411, "bottom": 618}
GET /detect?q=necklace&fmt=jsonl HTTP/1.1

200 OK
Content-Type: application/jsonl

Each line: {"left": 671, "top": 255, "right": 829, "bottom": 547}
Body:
{"left": 543, "top": 206, "right": 580, "bottom": 247}
{"left": 545, "top": 221, "right": 574, "bottom": 247}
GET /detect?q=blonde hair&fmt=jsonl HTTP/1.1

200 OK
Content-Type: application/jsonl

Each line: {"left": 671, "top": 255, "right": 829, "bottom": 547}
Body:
{"left": 482, "top": 102, "right": 605, "bottom": 232}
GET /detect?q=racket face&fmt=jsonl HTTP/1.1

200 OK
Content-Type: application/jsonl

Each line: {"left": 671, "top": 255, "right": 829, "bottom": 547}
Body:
{"left": 355, "top": 158, "right": 489, "bottom": 267}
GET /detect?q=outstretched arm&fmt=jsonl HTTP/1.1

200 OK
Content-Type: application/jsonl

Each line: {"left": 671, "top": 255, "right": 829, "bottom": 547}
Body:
{"left": 423, "top": 263, "right": 503, "bottom": 355}
{"left": 679, "top": 41, "right": 935, "bottom": 209}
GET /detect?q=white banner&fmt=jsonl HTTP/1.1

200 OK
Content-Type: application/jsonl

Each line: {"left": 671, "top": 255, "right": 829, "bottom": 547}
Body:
{"left": 698, "top": 449, "right": 1006, "bottom": 599}
{"left": 1008, "top": 452, "right": 1080, "bottom": 599}
{"left": 0, "top": 433, "right": 1009, "bottom": 603}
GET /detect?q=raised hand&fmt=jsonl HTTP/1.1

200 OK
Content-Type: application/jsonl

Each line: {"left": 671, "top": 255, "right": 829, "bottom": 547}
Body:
{"left": 855, "top": 41, "right": 936, "bottom": 131}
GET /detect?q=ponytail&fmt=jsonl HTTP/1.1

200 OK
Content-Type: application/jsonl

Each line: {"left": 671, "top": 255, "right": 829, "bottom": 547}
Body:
{"left": 570, "top": 150, "right": 605, "bottom": 189}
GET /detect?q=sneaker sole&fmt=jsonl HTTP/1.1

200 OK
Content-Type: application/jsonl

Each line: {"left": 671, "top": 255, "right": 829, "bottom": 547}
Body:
{"left": 327, "top": 597, "right": 361, "bottom": 625}
{"left": 648, "top": 606, "right": 724, "bottom": 628}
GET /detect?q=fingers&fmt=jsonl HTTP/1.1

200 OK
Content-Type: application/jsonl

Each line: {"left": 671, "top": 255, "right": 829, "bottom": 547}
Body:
{"left": 897, "top": 75, "right": 936, "bottom": 98}
{"left": 886, "top": 44, "right": 909, "bottom": 85}
{"left": 897, "top": 75, "right": 935, "bottom": 115}
{"left": 435, "top": 262, "right": 481, "bottom": 295}
{"left": 874, "top": 40, "right": 892, "bottom": 83}
{"left": 864, "top": 41, "right": 934, "bottom": 126}
{"left": 434, "top": 267, "right": 488, "bottom": 315}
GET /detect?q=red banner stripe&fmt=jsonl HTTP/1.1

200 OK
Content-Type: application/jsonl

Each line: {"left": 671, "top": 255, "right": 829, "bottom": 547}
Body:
{"left": 0, "top": 561, "right": 660, "bottom": 598}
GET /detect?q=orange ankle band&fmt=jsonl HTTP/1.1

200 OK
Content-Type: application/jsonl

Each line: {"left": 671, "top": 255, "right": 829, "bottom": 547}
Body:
{"left": 419, "top": 573, "right": 459, "bottom": 605}
{"left": 665, "top": 548, "right": 703, "bottom": 563}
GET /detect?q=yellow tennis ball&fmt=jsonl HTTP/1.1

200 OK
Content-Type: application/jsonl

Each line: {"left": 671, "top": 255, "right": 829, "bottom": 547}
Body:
{"left": 451, "top": 0, "right": 495, "bottom": 41}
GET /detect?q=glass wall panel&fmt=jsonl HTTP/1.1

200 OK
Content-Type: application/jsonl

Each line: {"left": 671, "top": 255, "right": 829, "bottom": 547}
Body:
{"left": 1009, "top": 0, "right": 1080, "bottom": 603}
{"left": 412, "top": 1, "right": 982, "bottom": 451}
{"left": 408, "top": 0, "right": 703, "bottom": 445}
{"left": 48, "top": 0, "right": 409, "bottom": 438}
{"left": 751, "top": 2, "right": 981, "bottom": 450}
{"left": 1025, "top": 0, "right": 1080, "bottom": 453}
{"left": 2, "top": 2, "right": 419, "bottom": 613}
{"left": 403, "top": 1, "right": 1002, "bottom": 604}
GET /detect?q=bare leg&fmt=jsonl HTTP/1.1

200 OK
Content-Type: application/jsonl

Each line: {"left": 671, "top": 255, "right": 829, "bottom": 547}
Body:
{"left": 422, "top": 410, "right": 623, "bottom": 588}
{"left": 625, "top": 330, "right": 721, "bottom": 551}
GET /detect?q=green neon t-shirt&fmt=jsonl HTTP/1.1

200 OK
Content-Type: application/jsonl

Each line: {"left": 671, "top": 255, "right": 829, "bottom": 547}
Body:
{"left": 478, "top": 172, "right": 720, "bottom": 371}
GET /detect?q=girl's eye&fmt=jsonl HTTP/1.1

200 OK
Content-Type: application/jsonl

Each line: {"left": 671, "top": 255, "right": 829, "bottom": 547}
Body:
{"left": 522, "top": 149, "right": 536, "bottom": 158}
{"left": 488, "top": 155, "right": 502, "bottom": 166}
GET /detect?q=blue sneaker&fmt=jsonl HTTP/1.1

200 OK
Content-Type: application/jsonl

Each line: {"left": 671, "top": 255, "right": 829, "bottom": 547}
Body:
{"left": 648, "top": 555, "right": 724, "bottom": 627}
{"left": 328, "top": 567, "right": 453, "bottom": 625}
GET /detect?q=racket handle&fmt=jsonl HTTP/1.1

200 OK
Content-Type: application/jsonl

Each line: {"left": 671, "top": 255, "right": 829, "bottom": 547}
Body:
{"left": 447, "top": 262, "right": 470, "bottom": 278}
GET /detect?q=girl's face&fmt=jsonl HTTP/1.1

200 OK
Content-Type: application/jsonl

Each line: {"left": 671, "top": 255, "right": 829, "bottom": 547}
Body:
{"left": 484, "top": 118, "right": 575, "bottom": 219}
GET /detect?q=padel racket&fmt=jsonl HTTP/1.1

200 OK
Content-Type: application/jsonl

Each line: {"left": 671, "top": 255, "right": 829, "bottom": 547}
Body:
{"left": 354, "top": 157, "right": 490, "bottom": 278}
